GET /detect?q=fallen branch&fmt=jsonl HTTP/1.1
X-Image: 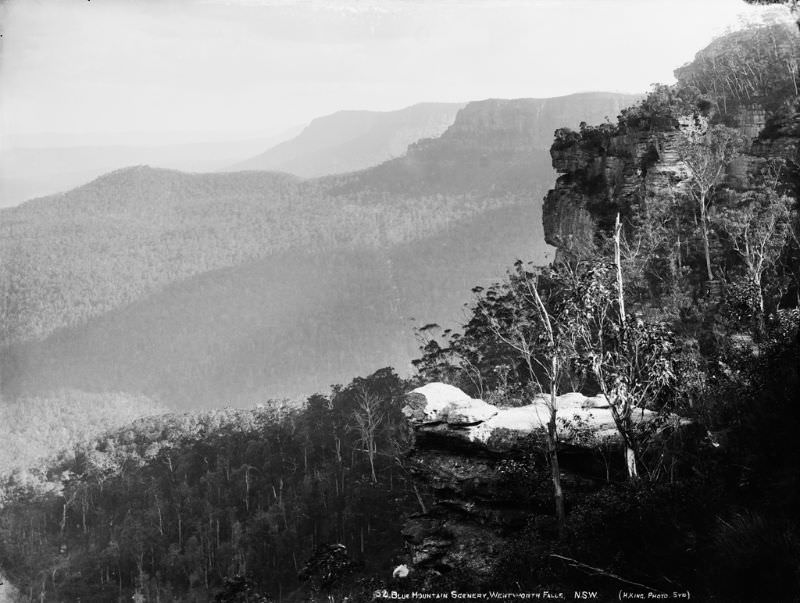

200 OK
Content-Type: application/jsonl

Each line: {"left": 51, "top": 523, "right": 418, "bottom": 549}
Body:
{"left": 549, "top": 554, "right": 664, "bottom": 593}
{"left": 412, "top": 484, "right": 428, "bottom": 514}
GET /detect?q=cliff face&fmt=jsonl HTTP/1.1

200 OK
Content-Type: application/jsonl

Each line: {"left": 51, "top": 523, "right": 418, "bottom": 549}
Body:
{"left": 752, "top": 107, "right": 800, "bottom": 191}
{"left": 541, "top": 101, "right": 800, "bottom": 256}
{"left": 436, "top": 93, "right": 643, "bottom": 154}
{"left": 543, "top": 121, "right": 694, "bottom": 254}
{"left": 331, "top": 92, "right": 642, "bottom": 198}
{"left": 542, "top": 23, "right": 800, "bottom": 253}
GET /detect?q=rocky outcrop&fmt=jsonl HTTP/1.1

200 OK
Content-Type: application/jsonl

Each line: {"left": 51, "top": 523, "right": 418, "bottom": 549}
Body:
{"left": 542, "top": 122, "right": 693, "bottom": 254}
{"left": 403, "top": 383, "right": 649, "bottom": 450}
{"left": 541, "top": 101, "right": 800, "bottom": 256}
{"left": 399, "top": 383, "right": 682, "bottom": 584}
{"left": 541, "top": 82, "right": 799, "bottom": 256}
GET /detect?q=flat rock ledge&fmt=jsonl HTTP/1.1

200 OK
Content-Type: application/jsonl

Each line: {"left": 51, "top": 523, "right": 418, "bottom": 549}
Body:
{"left": 402, "top": 382, "right": 657, "bottom": 452}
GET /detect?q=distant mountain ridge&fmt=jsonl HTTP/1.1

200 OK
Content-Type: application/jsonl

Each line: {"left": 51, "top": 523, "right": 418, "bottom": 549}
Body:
{"left": 0, "top": 130, "right": 303, "bottom": 209}
{"left": 327, "top": 92, "right": 643, "bottom": 196}
{"left": 2, "top": 91, "right": 643, "bottom": 408}
{"left": 229, "top": 102, "right": 466, "bottom": 176}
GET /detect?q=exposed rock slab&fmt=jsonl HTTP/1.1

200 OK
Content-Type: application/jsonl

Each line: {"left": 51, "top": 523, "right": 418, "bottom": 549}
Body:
{"left": 403, "top": 383, "right": 649, "bottom": 452}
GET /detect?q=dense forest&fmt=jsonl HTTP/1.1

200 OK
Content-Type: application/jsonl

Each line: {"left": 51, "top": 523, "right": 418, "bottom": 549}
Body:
{"left": 1, "top": 11, "right": 799, "bottom": 603}
{"left": 0, "top": 94, "right": 636, "bottom": 409}
{"left": 0, "top": 92, "right": 634, "bottom": 349}
{"left": 1, "top": 203, "right": 544, "bottom": 409}
{"left": 0, "top": 369, "right": 418, "bottom": 601}
{"left": 0, "top": 170, "right": 519, "bottom": 345}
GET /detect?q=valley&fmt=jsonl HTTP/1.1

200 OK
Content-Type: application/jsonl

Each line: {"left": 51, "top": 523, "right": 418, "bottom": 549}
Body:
{"left": 1, "top": 92, "right": 637, "bottom": 409}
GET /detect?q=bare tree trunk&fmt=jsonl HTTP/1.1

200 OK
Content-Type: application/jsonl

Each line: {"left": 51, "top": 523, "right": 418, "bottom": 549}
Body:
{"left": 614, "top": 214, "right": 627, "bottom": 323}
{"left": 700, "top": 194, "right": 714, "bottom": 281}
{"left": 60, "top": 500, "right": 67, "bottom": 536}
{"left": 368, "top": 441, "right": 377, "bottom": 484}
{"left": 613, "top": 216, "right": 639, "bottom": 480}
{"left": 547, "top": 386, "right": 565, "bottom": 534}
{"left": 530, "top": 277, "right": 566, "bottom": 535}
{"left": 626, "top": 447, "right": 639, "bottom": 479}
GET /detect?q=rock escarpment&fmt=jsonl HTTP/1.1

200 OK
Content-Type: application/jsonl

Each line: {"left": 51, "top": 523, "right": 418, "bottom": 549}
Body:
{"left": 542, "top": 101, "right": 800, "bottom": 256}
{"left": 334, "top": 92, "right": 641, "bottom": 198}
{"left": 398, "top": 383, "right": 679, "bottom": 584}
{"left": 542, "top": 28, "right": 800, "bottom": 256}
{"left": 543, "top": 122, "right": 689, "bottom": 254}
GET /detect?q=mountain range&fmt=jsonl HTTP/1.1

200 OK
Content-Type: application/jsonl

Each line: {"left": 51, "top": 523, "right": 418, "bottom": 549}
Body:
{"left": 0, "top": 91, "right": 641, "bottom": 409}
{"left": 229, "top": 102, "right": 466, "bottom": 176}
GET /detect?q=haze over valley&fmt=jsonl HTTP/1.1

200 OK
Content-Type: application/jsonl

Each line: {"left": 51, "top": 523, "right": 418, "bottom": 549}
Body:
{"left": 1, "top": 92, "right": 639, "bottom": 408}
{"left": 2, "top": 2, "right": 797, "bottom": 600}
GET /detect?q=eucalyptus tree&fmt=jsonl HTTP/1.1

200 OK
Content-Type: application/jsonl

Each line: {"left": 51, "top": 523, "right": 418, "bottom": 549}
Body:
{"left": 715, "top": 180, "right": 795, "bottom": 333}
{"left": 561, "top": 218, "right": 678, "bottom": 479}
{"left": 676, "top": 123, "right": 747, "bottom": 283}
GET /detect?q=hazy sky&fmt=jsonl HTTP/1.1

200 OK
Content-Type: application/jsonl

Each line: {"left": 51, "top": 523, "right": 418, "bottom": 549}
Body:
{"left": 0, "top": 0, "right": 779, "bottom": 148}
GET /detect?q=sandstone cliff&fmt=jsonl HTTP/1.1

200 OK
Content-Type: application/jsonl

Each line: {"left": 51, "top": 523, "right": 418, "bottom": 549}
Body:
{"left": 541, "top": 101, "right": 799, "bottom": 256}
{"left": 542, "top": 22, "right": 800, "bottom": 254}
{"left": 332, "top": 92, "right": 641, "bottom": 198}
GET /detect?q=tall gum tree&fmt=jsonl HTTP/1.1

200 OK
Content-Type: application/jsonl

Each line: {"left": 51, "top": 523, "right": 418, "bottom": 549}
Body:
{"left": 563, "top": 217, "right": 678, "bottom": 480}
{"left": 474, "top": 262, "right": 574, "bottom": 534}
{"left": 716, "top": 180, "right": 795, "bottom": 334}
{"left": 676, "top": 121, "right": 747, "bottom": 284}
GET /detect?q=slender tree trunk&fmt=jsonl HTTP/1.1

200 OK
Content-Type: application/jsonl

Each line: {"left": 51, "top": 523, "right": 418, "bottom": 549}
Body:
{"left": 547, "top": 390, "right": 565, "bottom": 535}
{"left": 622, "top": 410, "right": 639, "bottom": 480}
{"left": 530, "top": 274, "right": 566, "bottom": 534}
{"left": 60, "top": 499, "right": 67, "bottom": 536}
{"left": 614, "top": 214, "right": 627, "bottom": 324}
{"left": 625, "top": 447, "right": 639, "bottom": 479}
{"left": 700, "top": 194, "right": 714, "bottom": 281}
{"left": 612, "top": 221, "right": 639, "bottom": 481}
{"left": 604, "top": 390, "right": 640, "bottom": 480}
{"left": 754, "top": 274, "right": 766, "bottom": 339}
{"left": 368, "top": 443, "right": 377, "bottom": 484}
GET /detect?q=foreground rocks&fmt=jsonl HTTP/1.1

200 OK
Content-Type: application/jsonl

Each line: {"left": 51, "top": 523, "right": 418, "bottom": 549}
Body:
{"left": 403, "top": 383, "right": 657, "bottom": 451}
{"left": 399, "top": 383, "right": 689, "bottom": 584}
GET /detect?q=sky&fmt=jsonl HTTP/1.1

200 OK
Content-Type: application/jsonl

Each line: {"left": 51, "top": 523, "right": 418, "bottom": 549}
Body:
{"left": 0, "top": 0, "right": 782, "bottom": 149}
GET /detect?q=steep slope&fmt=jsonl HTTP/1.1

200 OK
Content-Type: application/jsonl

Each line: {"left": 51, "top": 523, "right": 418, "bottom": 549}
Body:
{"left": 229, "top": 103, "right": 465, "bottom": 176}
{"left": 2, "top": 204, "right": 546, "bottom": 408}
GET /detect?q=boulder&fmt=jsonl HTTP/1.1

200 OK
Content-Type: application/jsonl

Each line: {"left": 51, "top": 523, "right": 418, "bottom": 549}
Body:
{"left": 403, "top": 383, "right": 655, "bottom": 451}
{"left": 403, "top": 382, "right": 498, "bottom": 425}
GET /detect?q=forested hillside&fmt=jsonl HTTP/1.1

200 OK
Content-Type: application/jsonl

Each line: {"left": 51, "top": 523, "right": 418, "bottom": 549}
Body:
{"left": 2, "top": 204, "right": 540, "bottom": 408}
{"left": 1, "top": 93, "right": 636, "bottom": 409}
{"left": 0, "top": 369, "right": 416, "bottom": 602}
